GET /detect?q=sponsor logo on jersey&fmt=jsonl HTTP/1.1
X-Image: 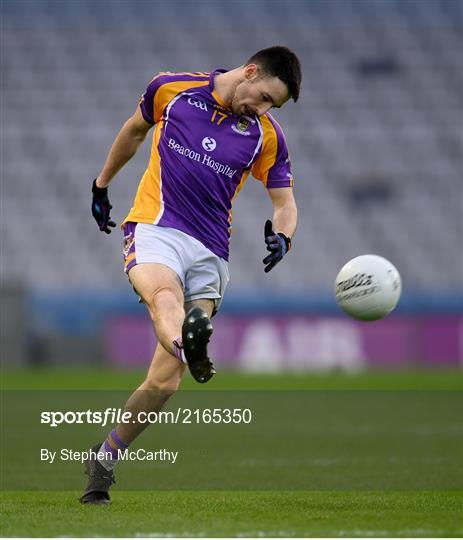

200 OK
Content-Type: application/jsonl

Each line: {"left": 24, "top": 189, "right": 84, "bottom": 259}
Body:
{"left": 202, "top": 136, "right": 217, "bottom": 151}
{"left": 167, "top": 138, "right": 236, "bottom": 179}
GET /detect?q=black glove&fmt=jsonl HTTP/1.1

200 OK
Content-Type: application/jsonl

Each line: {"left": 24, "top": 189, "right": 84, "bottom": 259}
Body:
{"left": 263, "top": 219, "right": 291, "bottom": 273}
{"left": 91, "top": 179, "right": 116, "bottom": 234}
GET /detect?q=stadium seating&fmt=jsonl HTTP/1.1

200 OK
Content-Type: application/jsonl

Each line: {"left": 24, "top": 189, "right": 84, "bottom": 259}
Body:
{"left": 3, "top": 0, "right": 462, "bottom": 294}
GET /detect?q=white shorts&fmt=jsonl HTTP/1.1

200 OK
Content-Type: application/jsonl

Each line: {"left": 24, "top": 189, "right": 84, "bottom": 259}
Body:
{"left": 122, "top": 222, "right": 230, "bottom": 312}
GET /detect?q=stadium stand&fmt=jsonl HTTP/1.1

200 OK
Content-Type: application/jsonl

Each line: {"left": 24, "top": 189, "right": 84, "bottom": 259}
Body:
{"left": 3, "top": 0, "right": 462, "bottom": 296}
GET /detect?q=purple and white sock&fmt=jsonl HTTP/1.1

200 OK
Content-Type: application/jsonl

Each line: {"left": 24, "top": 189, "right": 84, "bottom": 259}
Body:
{"left": 173, "top": 337, "right": 187, "bottom": 364}
{"left": 98, "top": 429, "right": 129, "bottom": 471}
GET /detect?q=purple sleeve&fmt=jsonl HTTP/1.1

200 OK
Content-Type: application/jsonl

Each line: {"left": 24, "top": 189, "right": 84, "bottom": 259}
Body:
{"left": 266, "top": 117, "right": 294, "bottom": 189}
{"left": 139, "top": 75, "right": 163, "bottom": 124}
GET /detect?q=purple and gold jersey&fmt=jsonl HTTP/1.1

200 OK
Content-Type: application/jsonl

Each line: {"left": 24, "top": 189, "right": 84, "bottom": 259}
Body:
{"left": 123, "top": 69, "right": 294, "bottom": 260}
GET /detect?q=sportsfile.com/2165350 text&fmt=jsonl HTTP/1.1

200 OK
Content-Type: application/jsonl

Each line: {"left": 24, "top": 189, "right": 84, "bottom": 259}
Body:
{"left": 40, "top": 408, "right": 252, "bottom": 427}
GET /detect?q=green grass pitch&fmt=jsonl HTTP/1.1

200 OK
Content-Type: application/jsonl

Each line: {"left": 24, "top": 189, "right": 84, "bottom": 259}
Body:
{"left": 1, "top": 368, "right": 462, "bottom": 537}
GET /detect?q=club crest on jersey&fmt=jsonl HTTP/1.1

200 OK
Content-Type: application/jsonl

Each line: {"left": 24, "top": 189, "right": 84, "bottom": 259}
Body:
{"left": 232, "top": 118, "right": 251, "bottom": 136}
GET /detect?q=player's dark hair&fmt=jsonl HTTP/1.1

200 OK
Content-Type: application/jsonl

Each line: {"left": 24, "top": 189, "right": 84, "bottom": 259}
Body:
{"left": 245, "top": 46, "right": 302, "bottom": 102}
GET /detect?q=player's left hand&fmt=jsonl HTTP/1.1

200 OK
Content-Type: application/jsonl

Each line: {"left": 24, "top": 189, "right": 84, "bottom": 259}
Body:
{"left": 91, "top": 179, "right": 116, "bottom": 234}
{"left": 263, "top": 219, "right": 291, "bottom": 273}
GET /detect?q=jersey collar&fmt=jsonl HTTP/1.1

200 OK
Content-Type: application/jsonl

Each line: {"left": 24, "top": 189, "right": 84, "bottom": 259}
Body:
{"left": 209, "top": 68, "right": 229, "bottom": 110}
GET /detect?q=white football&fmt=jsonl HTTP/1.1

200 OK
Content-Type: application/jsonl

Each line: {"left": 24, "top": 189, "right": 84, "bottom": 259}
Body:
{"left": 334, "top": 254, "right": 402, "bottom": 321}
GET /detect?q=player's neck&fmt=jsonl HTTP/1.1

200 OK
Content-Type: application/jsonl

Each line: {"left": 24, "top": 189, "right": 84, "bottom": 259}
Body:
{"left": 213, "top": 67, "right": 243, "bottom": 110}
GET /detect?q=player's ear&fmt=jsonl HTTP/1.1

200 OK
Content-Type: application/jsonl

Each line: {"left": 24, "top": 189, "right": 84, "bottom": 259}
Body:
{"left": 244, "top": 64, "right": 259, "bottom": 81}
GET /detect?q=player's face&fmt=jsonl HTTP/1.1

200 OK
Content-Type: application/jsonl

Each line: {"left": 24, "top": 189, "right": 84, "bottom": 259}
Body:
{"left": 231, "top": 64, "right": 290, "bottom": 117}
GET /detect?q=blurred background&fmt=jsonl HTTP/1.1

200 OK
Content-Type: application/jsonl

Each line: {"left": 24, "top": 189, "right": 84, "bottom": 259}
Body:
{"left": 2, "top": 0, "right": 462, "bottom": 372}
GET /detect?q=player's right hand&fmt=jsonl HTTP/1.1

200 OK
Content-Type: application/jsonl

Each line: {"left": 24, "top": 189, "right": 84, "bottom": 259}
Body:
{"left": 263, "top": 219, "right": 291, "bottom": 273}
{"left": 91, "top": 179, "right": 116, "bottom": 234}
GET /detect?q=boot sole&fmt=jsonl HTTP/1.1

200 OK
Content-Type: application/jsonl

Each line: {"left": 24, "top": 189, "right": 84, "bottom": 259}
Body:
{"left": 182, "top": 307, "right": 215, "bottom": 383}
